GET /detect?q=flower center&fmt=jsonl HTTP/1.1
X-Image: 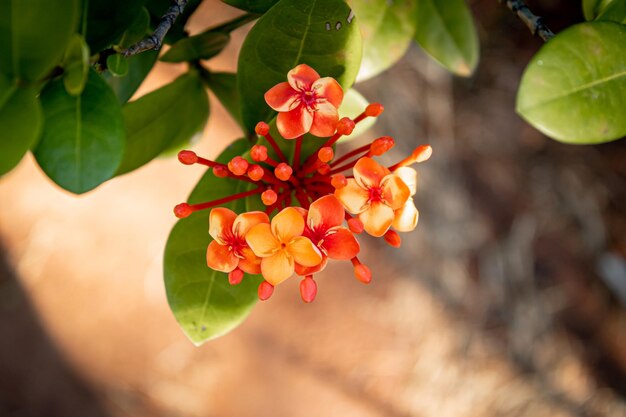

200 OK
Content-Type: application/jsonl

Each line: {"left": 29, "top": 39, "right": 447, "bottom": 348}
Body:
{"left": 224, "top": 234, "right": 246, "bottom": 258}
{"left": 300, "top": 90, "right": 318, "bottom": 108}
{"left": 368, "top": 186, "right": 383, "bottom": 202}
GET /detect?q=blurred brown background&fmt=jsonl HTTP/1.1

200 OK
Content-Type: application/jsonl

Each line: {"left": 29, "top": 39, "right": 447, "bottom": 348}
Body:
{"left": 1, "top": 1, "right": 626, "bottom": 416}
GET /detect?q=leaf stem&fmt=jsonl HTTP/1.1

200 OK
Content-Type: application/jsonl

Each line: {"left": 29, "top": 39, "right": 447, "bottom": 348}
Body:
{"left": 498, "top": 0, "right": 555, "bottom": 42}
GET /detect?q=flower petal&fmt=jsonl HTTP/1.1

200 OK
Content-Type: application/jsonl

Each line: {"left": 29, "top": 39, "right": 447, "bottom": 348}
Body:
{"left": 394, "top": 166, "right": 417, "bottom": 196}
{"left": 245, "top": 223, "right": 280, "bottom": 257}
{"left": 209, "top": 208, "right": 237, "bottom": 244}
{"left": 382, "top": 174, "right": 411, "bottom": 210}
{"left": 359, "top": 202, "right": 394, "bottom": 237}
{"left": 312, "top": 77, "right": 343, "bottom": 108}
{"left": 392, "top": 198, "right": 419, "bottom": 232}
{"left": 354, "top": 157, "right": 390, "bottom": 188}
{"left": 288, "top": 236, "right": 322, "bottom": 267}
{"left": 233, "top": 211, "right": 270, "bottom": 237}
{"left": 335, "top": 179, "right": 370, "bottom": 214}
{"left": 261, "top": 251, "right": 294, "bottom": 285}
{"left": 295, "top": 256, "right": 327, "bottom": 276}
{"left": 271, "top": 207, "right": 305, "bottom": 243}
{"left": 238, "top": 246, "right": 262, "bottom": 275}
{"left": 264, "top": 82, "right": 299, "bottom": 112}
{"left": 287, "top": 64, "right": 320, "bottom": 91}
{"left": 323, "top": 227, "right": 360, "bottom": 260}
{"left": 309, "top": 101, "right": 339, "bottom": 137}
{"left": 308, "top": 195, "right": 345, "bottom": 231}
{"left": 206, "top": 240, "right": 238, "bottom": 272}
{"left": 277, "top": 105, "right": 313, "bottom": 139}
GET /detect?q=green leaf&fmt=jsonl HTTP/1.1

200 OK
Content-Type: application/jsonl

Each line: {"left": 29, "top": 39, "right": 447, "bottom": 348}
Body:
{"left": 0, "top": 76, "right": 42, "bottom": 176}
{"left": 105, "top": 50, "right": 159, "bottom": 103}
{"left": 414, "top": 0, "right": 479, "bottom": 77}
{"left": 516, "top": 22, "right": 626, "bottom": 144}
{"left": 164, "top": 139, "right": 262, "bottom": 345}
{"left": 116, "top": 72, "right": 209, "bottom": 175}
{"left": 596, "top": 0, "right": 626, "bottom": 24}
{"left": 348, "top": 0, "right": 416, "bottom": 81}
{"left": 222, "top": 0, "right": 279, "bottom": 13}
{"left": 583, "top": 0, "right": 602, "bottom": 20}
{"left": 34, "top": 69, "right": 125, "bottom": 193}
{"left": 0, "top": 0, "right": 78, "bottom": 82}
{"left": 106, "top": 54, "right": 129, "bottom": 77}
{"left": 62, "top": 34, "right": 90, "bottom": 96}
{"left": 117, "top": 6, "right": 151, "bottom": 48}
{"left": 205, "top": 72, "right": 244, "bottom": 128}
{"left": 160, "top": 32, "right": 230, "bottom": 63}
{"left": 237, "top": 0, "right": 362, "bottom": 133}
{"left": 84, "top": 0, "right": 145, "bottom": 51}
{"left": 338, "top": 88, "right": 375, "bottom": 141}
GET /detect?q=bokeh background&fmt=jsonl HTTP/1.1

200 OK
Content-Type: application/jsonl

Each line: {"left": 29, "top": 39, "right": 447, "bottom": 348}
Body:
{"left": 1, "top": 1, "right": 626, "bottom": 416}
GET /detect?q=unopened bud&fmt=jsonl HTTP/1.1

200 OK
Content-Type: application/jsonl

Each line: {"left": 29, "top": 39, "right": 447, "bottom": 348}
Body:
{"left": 178, "top": 150, "right": 197, "bottom": 165}
{"left": 365, "top": 103, "right": 384, "bottom": 117}
{"left": 412, "top": 145, "right": 432, "bottom": 163}
{"left": 383, "top": 230, "right": 401, "bottom": 248}
{"left": 274, "top": 163, "right": 293, "bottom": 181}
{"left": 299, "top": 276, "right": 317, "bottom": 303}
{"left": 247, "top": 164, "right": 264, "bottom": 181}
{"left": 174, "top": 203, "right": 193, "bottom": 218}
{"left": 228, "top": 268, "right": 244, "bottom": 285}
{"left": 347, "top": 218, "right": 364, "bottom": 234}
{"left": 213, "top": 165, "right": 228, "bottom": 178}
{"left": 228, "top": 156, "right": 249, "bottom": 176}
{"left": 354, "top": 263, "right": 372, "bottom": 284}
{"left": 318, "top": 147, "right": 334, "bottom": 163}
{"left": 261, "top": 189, "right": 278, "bottom": 206}
{"left": 258, "top": 280, "right": 274, "bottom": 300}
{"left": 336, "top": 117, "right": 355, "bottom": 135}
{"left": 317, "top": 163, "right": 330, "bottom": 175}
{"left": 370, "top": 136, "right": 395, "bottom": 156}
{"left": 251, "top": 145, "right": 268, "bottom": 162}
{"left": 331, "top": 174, "right": 347, "bottom": 189}
{"left": 255, "top": 121, "right": 270, "bottom": 136}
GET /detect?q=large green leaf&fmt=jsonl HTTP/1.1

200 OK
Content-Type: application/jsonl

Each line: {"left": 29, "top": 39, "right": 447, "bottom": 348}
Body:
{"left": 164, "top": 139, "right": 262, "bottom": 345}
{"left": 116, "top": 72, "right": 209, "bottom": 175}
{"left": 516, "top": 22, "right": 626, "bottom": 144}
{"left": 160, "top": 31, "right": 230, "bottom": 63}
{"left": 0, "top": 76, "right": 42, "bottom": 176}
{"left": 205, "top": 72, "right": 243, "bottom": 129}
{"left": 105, "top": 50, "right": 159, "bottom": 103}
{"left": 62, "top": 34, "right": 90, "bottom": 96}
{"left": 222, "top": 0, "right": 279, "bottom": 13}
{"left": 348, "top": 0, "right": 416, "bottom": 81}
{"left": 583, "top": 0, "right": 625, "bottom": 22}
{"left": 237, "top": 0, "right": 362, "bottom": 133}
{"left": 414, "top": 0, "right": 478, "bottom": 77}
{"left": 0, "top": 0, "right": 78, "bottom": 82}
{"left": 84, "top": 0, "right": 146, "bottom": 51}
{"left": 34, "top": 69, "right": 125, "bottom": 193}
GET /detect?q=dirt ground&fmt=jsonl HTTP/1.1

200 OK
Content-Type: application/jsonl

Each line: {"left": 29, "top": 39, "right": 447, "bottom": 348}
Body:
{"left": 1, "top": 1, "right": 626, "bottom": 416}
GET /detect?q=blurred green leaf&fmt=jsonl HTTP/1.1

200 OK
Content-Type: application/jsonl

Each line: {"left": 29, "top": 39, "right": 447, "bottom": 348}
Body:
{"left": 164, "top": 139, "right": 262, "bottom": 345}
{"left": 63, "top": 34, "right": 90, "bottom": 96}
{"left": 414, "top": 0, "right": 479, "bottom": 77}
{"left": 596, "top": 0, "right": 626, "bottom": 24}
{"left": 105, "top": 50, "right": 159, "bottom": 103}
{"left": 85, "top": 0, "right": 145, "bottom": 51}
{"left": 237, "top": 0, "right": 362, "bottom": 133}
{"left": 583, "top": 0, "right": 602, "bottom": 20}
{"left": 0, "top": 76, "right": 42, "bottom": 176}
{"left": 348, "top": 0, "right": 416, "bottom": 81}
{"left": 516, "top": 22, "right": 626, "bottom": 144}
{"left": 0, "top": 0, "right": 78, "bottom": 82}
{"left": 34, "top": 69, "right": 125, "bottom": 193}
{"left": 222, "top": 0, "right": 279, "bottom": 13}
{"left": 118, "top": 6, "right": 151, "bottom": 48}
{"left": 204, "top": 72, "right": 243, "bottom": 128}
{"left": 161, "top": 31, "right": 230, "bottom": 62}
{"left": 338, "top": 88, "right": 375, "bottom": 141}
{"left": 116, "top": 72, "right": 209, "bottom": 175}
{"left": 106, "top": 54, "right": 129, "bottom": 77}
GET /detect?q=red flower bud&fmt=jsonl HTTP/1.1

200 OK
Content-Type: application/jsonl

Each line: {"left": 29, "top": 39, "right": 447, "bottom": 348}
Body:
{"left": 317, "top": 163, "right": 330, "bottom": 175}
{"left": 336, "top": 117, "right": 355, "bottom": 135}
{"left": 274, "top": 163, "right": 293, "bottom": 181}
{"left": 228, "top": 268, "right": 244, "bottom": 285}
{"left": 178, "top": 150, "right": 197, "bottom": 165}
{"left": 370, "top": 136, "right": 395, "bottom": 156}
{"left": 228, "top": 156, "right": 249, "bottom": 176}
{"left": 212, "top": 165, "right": 228, "bottom": 178}
{"left": 354, "top": 264, "right": 372, "bottom": 284}
{"left": 331, "top": 174, "right": 347, "bottom": 189}
{"left": 247, "top": 164, "right": 264, "bottom": 181}
{"left": 174, "top": 203, "right": 193, "bottom": 218}
{"left": 258, "top": 280, "right": 274, "bottom": 300}
{"left": 365, "top": 103, "right": 384, "bottom": 117}
{"left": 318, "top": 147, "right": 334, "bottom": 163}
{"left": 347, "top": 218, "right": 364, "bottom": 234}
{"left": 383, "top": 230, "right": 401, "bottom": 248}
{"left": 299, "top": 276, "right": 317, "bottom": 303}
{"left": 251, "top": 145, "right": 268, "bottom": 162}
{"left": 261, "top": 189, "right": 278, "bottom": 206}
{"left": 255, "top": 121, "right": 270, "bottom": 136}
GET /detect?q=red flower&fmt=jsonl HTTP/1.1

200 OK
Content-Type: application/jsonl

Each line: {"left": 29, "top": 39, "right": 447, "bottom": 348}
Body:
{"left": 264, "top": 64, "right": 344, "bottom": 139}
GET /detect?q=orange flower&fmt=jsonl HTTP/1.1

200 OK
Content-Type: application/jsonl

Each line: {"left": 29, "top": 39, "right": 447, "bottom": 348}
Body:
{"left": 392, "top": 167, "right": 419, "bottom": 232}
{"left": 206, "top": 208, "right": 269, "bottom": 274}
{"left": 245, "top": 207, "right": 323, "bottom": 285}
{"left": 335, "top": 157, "right": 410, "bottom": 237}
{"left": 264, "top": 64, "right": 344, "bottom": 139}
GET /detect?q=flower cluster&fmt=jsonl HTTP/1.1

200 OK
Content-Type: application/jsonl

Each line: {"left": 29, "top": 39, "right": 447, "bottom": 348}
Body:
{"left": 174, "top": 64, "right": 431, "bottom": 303}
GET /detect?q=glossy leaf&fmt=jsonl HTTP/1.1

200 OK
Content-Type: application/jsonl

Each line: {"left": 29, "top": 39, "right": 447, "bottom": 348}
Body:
{"left": 161, "top": 32, "right": 230, "bottom": 62}
{"left": 62, "top": 34, "right": 90, "bottom": 96}
{"left": 85, "top": 0, "right": 145, "bottom": 51}
{"left": 222, "top": 0, "right": 279, "bottom": 13}
{"left": 583, "top": 0, "right": 603, "bottom": 20}
{"left": 117, "top": 6, "right": 151, "bottom": 48}
{"left": 516, "top": 22, "right": 626, "bottom": 144}
{"left": 116, "top": 72, "right": 209, "bottom": 175}
{"left": 348, "top": 0, "right": 416, "bottom": 81}
{"left": 105, "top": 50, "right": 159, "bottom": 103}
{"left": 107, "top": 54, "right": 129, "bottom": 77}
{"left": 338, "top": 88, "right": 375, "bottom": 141}
{"left": 164, "top": 139, "right": 262, "bottom": 344}
{"left": 414, "top": 0, "right": 479, "bottom": 77}
{"left": 0, "top": 76, "right": 42, "bottom": 176}
{"left": 205, "top": 72, "right": 243, "bottom": 128}
{"left": 0, "top": 0, "right": 78, "bottom": 82}
{"left": 596, "top": 0, "right": 626, "bottom": 24}
{"left": 237, "top": 0, "right": 362, "bottom": 133}
{"left": 34, "top": 70, "right": 125, "bottom": 193}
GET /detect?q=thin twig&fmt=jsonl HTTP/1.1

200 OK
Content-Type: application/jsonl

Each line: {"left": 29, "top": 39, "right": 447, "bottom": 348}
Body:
{"left": 499, "top": 0, "right": 555, "bottom": 42}
{"left": 121, "top": 0, "right": 188, "bottom": 57}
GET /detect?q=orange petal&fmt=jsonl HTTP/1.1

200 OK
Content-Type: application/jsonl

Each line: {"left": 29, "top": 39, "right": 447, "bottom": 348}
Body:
{"left": 238, "top": 246, "right": 262, "bottom": 275}
{"left": 295, "top": 256, "right": 327, "bottom": 276}
{"left": 392, "top": 198, "right": 419, "bottom": 232}
{"left": 261, "top": 251, "right": 294, "bottom": 285}
{"left": 312, "top": 77, "right": 343, "bottom": 108}
{"left": 308, "top": 195, "right": 345, "bottom": 230}
{"left": 206, "top": 240, "right": 238, "bottom": 272}
{"left": 271, "top": 207, "right": 305, "bottom": 243}
{"left": 359, "top": 202, "right": 394, "bottom": 237}
{"left": 354, "top": 157, "right": 390, "bottom": 188}
{"left": 323, "top": 227, "right": 360, "bottom": 260}
{"left": 334, "top": 179, "right": 369, "bottom": 214}
{"left": 309, "top": 101, "right": 339, "bottom": 137}
{"left": 264, "top": 82, "right": 299, "bottom": 112}
{"left": 382, "top": 174, "right": 411, "bottom": 210}
{"left": 288, "top": 236, "right": 322, "bottom": 267}
{"left": 233, "top": 211, "right": 269, "bottom": 237}
{"left": 394, "top": 166, "right": 417, "bottom": 196}
{"left": 277, "top": 105, "right": 313, "bottom": 139}
{"left": 287, "top": 64, "right": 320, "bottom": 91}
{"left": 245, "top": 223, "right": 280, "bottom": 257}
{"left": 209, "top": 208, "right": 237, "bottom": 244}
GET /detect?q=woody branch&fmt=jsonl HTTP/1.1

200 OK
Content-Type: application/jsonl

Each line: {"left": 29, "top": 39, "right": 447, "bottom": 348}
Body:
{"left": 499, "top": 0, "right": 555, "bottom": 42}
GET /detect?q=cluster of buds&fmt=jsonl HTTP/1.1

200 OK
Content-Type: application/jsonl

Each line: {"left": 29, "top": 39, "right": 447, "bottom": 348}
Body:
{"left": 174, "top": 64, "right": 431, "bottom": 303}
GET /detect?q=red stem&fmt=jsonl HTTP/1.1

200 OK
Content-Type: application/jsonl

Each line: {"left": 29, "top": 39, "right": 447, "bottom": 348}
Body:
{"left": 263, "top": 133, "right": 287, "bottom": 163}
{"left": 329, "top": 143, "right": 370, "bottom": 167}
{"left": 190, "top": 187, "right": 263, "bottom": 212}
{"left": 293, "top": 136, "right": 303, "bottom": 171}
